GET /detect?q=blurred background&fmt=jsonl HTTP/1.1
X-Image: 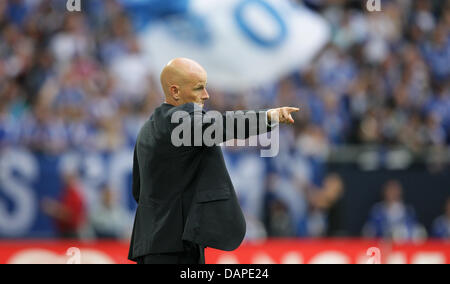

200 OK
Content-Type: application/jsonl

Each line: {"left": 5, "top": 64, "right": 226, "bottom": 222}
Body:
{"left": 0, "top": 0, "right": 449, "bottom": 264}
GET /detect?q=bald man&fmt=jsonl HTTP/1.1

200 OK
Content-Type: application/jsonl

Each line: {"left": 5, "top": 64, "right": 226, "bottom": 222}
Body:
{"left": 128, "top": 58, "right": 299, "bottom": 264}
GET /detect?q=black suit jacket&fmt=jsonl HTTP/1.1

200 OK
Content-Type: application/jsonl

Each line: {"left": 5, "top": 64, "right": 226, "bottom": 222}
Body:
{"left": 128, "top": 102, "right": 274, "bottom": 261}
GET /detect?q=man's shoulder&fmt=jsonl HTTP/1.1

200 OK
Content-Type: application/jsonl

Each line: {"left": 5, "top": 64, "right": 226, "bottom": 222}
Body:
{"left": 161, "top": 103, "right": 207, "bottom": 124}
{"left": 147, "top": 103, "right": 191, "bottom": 122}
{"left": 139, "top": 103, "right": 200, "bottom": 136}
{"left": 169, "top": 103, "right": 204, "bottom": 115}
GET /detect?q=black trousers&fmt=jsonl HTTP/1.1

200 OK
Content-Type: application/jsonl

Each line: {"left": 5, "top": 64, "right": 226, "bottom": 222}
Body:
{"left": 137, "top": 242, "right": 205, "bottom": 264}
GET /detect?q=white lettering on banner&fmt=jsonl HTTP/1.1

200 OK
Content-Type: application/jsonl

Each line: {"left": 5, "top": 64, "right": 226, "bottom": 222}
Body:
{"left": 213, "top": 250, "right": 448, "bottom": 264}
{"left": 411, "top": 253, "right": 446, "bottom": 264}
{"left": 1, "top": 242, "right": 449, "bottom": 264}
{"left": 308, "top": 251, "right": 351, "bottom": 264}
{"left": 366, "top": 247, "right": 381, "bottom": 264}
{"left": 280, "top": 252, "right": 303, "bottom": 264}
{"left": 0, "top": 149, "right": 37, "bottom": 236}
{"left": 252, "top": 253, "right": 276, "bottom": 264}
{"left": 216, "top": 254, "right": 240, "bottom": 264}
{"left": 66, "top": 247, "right": 81, "bottom": 264}
{"left": 8, "top": 249, "right": 115, "bottom": 264}
{"left": 385, "top": 252, "right": 407, "bottom": 264}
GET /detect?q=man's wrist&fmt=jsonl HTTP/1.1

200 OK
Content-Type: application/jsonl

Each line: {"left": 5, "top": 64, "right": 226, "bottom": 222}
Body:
{"left": 266, "top": 110, "right": 279, "bottom": 128}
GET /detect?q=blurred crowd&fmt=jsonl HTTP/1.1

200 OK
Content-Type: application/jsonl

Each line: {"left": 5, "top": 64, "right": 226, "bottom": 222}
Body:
{"left": 0, "top": 0, "right": 449, "bottom": 241}
{"left": 299, "top": 0, "right": 450, "bottom": 151}
{"left": 0, "top": 0, "right": 159, "bottom": 153}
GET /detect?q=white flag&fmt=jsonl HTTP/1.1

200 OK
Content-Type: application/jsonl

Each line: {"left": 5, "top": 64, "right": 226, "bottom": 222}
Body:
{"left": 140, "top": 0, "right": 330, "bottom": 92}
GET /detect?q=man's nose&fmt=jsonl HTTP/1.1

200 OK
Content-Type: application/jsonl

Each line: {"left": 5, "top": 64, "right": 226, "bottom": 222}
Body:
{"left": 202, "top": 90, "right": 210, "bottom": 100}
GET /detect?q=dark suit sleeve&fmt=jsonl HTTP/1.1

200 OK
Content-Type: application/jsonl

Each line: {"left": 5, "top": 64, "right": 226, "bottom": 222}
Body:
{"left": 218, "top": 109, "right": 274, "bottom": 139}
{"left": 186, "top": 105, "right": 274, "bottom": 146}
{"left": 132, "top": 145, "right": 140, "bottom": 203}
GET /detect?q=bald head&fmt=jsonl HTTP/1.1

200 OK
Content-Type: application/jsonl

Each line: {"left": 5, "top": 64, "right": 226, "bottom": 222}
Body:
{"left": 160, "top": 58, "right": 209, "bottom": 107}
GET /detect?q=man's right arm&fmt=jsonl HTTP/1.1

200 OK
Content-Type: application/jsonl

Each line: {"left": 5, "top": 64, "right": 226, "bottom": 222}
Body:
{"left": 183, "top": 107, "right": 273, "bottom": 146}
{"left": 169, "top": 103, "right": 299, "bottom": 147}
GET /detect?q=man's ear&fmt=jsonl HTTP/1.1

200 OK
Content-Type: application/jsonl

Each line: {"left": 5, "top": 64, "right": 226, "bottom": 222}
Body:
{"left": 170, "top": 85, "right": 180, "bottom": 101}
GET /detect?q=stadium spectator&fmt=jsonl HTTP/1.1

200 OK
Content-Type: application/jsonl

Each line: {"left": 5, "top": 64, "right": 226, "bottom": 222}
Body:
{"left": 362, "top": 180, "right": 426, "bottom": 241}
{"left": 20, "top": 102, "right": 68, "bottom": 154}
{"left": 90, "top": 184, "right": 130, "bottom": 240}
{"left": 307, "top": 173, "right": 345, "bottom": 237}
{"left": 41, "top": 171, "right": 86, "bottom": 239}
{"left": 432, "top": 198, "right": 450, "bottom": 239}
{"left": 266, "top": 198, "right": 295, "bottom": 238}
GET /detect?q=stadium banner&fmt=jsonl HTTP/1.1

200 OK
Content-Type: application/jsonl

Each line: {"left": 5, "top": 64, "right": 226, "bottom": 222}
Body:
{"left": 0, "top": 147, "right": 269, "bottom": 239}
{"left": 206, "top": 239, "right": 450, "bottom": 264}
{"left": 0, "top": 147, "right": 136, "bottom": 238}
{"left": 0, "top": 147, "right": 449, "bottom": 239}
{"left": 138, "top": 0, "right": 330, "bottom": 92}
{"left": 0, "top": 239, "right": 449, "bottom": 264}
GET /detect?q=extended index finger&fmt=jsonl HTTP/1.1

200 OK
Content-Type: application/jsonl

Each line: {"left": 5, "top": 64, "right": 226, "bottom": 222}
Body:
{"left": 286, "top": 107, "right": 300, "bottom": 113}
